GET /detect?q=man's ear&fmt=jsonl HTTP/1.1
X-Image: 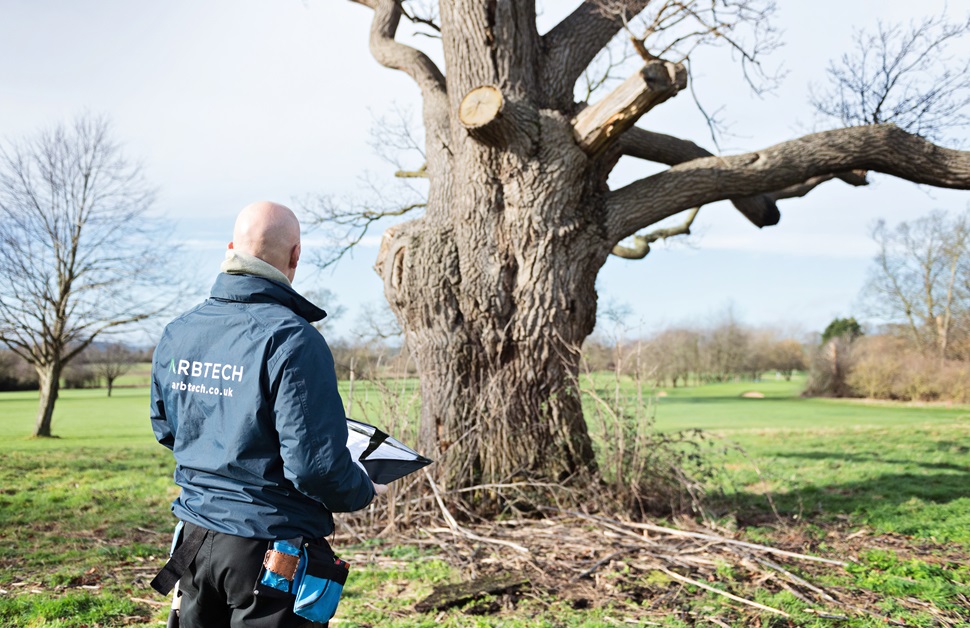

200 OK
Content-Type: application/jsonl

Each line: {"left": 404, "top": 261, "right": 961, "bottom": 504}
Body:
{"left": 290, "top": 243, "right": 301, "bottom": 271}
{"left": 228, "top": 242, "right": 235, "bottom": 250}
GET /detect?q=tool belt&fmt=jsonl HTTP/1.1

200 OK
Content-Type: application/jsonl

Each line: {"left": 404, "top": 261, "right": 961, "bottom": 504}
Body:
{"left": 151, "top": 522, "right": 205, "bottom": 595}
{"left": 150, "top": 523, "right": 349, "bottom": 624}
{"left": 255, "top": 537, "right": 350, "bottom": 623}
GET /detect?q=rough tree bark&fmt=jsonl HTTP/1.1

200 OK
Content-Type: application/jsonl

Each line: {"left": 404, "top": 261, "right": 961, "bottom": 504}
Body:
{"left": 346, "top": 0, "right": 970, "bottom": 499}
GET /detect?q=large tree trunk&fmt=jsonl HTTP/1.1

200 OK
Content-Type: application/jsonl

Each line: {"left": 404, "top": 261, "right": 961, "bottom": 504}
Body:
{"left": 352, "top": 0, "right": 970, "bottom": 506}
{"left": 377, "top": 108, "right": 609, "bottom": 494}
{"left": 34, "top": 363, "right": 62, "bottom": 437}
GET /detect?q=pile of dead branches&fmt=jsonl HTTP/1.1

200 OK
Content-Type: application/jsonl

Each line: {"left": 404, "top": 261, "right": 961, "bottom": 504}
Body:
{"left": 335, "top": 475, "right": 967, "bottom": 626}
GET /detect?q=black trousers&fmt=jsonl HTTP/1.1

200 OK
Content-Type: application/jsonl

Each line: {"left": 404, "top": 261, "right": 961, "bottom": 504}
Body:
{"left": 177, "top": 523, "right": 326, "bottom": 628}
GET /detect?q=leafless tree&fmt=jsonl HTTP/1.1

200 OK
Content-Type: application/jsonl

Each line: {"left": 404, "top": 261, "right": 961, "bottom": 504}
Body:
{"left": 766, "top": 338, "right": 806, "bottom": 381}
{"left": 321, "top": 0, "right": 970, "bottom": 499}
{"left": 699, "top": 307, "right": 750, "bottom": 382}
{"left": 811, "top": 14, "right": 970, "bottom": 143}
{"left": 862, "top": 209, "right": 970, "bottom": 361}
{"left": 0, "top": 115, "right": 174, "bottom": 436}
{"left": 644, "top": 327, "right": 699, "bottom": 387}
{"left": 304, "top": 287, "right": 347, "bottom": 333}
{"left": 88, "top": 342, "right": 138, "bottom": 397}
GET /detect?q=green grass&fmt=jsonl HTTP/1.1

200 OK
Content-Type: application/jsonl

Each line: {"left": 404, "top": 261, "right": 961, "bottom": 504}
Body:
{"left": 582, "top": 373, "right": 970, "bottom": 542}
{"left": 585, "top": 372, "right": 970, "bottom": 431}
{"left": 0, "top": 388, "right": 156, "bottom": 448}
{"left": 645, "top": 377, "right": 970, "bottom": 544}
{"left": 2, "top": 378, "right": 970, "bottom": 625}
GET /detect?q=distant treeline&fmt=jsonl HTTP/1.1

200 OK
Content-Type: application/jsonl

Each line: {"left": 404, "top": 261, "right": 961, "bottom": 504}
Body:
{"left": 0, "top": 350, "right": 38, "bottom": 391}
{"left": 582, "top": 311, "right": 970, "bottom": 403}
{"left": 583, "top": 317, "right": 807, "bottom": 387}
{"left": 4, "top": 315, "right": 968, "bottom": 404}
{"left": 0, "top": 344, "right": 153, "bottom": 393}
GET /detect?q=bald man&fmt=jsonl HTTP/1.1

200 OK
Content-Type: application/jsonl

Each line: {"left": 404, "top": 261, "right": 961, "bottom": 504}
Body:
{"left": 150, "top": 202, "right": 378, "bottom": 628}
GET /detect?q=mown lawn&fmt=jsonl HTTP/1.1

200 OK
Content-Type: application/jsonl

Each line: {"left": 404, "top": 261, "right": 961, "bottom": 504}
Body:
{"left": 1, "top": 380, "right": 969, "bottom": 626}
{"left": 641, "top": 376, "right": 970, "bottom": 543}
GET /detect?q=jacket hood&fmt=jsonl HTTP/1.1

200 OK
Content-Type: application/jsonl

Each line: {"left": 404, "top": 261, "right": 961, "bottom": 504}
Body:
{"left": 209, "top": 273, "right": 327, "bottom": 323}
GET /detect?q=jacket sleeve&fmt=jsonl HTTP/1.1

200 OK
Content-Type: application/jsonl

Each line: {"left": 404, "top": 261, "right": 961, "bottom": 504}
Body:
{"left": 272, "top": 331, "right": 375, "bottom": 512}
{"left": 150, "top": 354, "right": 174, "bottom": 450}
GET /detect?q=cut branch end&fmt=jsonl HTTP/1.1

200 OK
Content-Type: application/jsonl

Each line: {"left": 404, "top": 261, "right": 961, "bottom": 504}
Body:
{"left": 573, "top": 60, "right": 687, "bottom": 156}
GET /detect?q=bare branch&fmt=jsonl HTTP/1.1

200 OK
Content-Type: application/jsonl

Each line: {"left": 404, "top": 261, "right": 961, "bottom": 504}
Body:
{"left": 302, "top": 188, "right": 425, "bottom": 269}
{"left": 606, "top": 124, "right": 970, "bottom": 244}
{"left": 368, "top": 103, "right": 426, "bottom": 166}
{"left": 578, "top": 1, "right": 783, "bottom": 105}
{"left": 579, "top": 44, "right": 637, "bottom": 103}
{"left": 398, "top": 0, "right": 441, "bottom": 35}
{"left": 351, "top": 0, "right": 446, "bottom": 99}
{"left": 611, "top": 207, "right": 700, "bottom": 259}
{"left": 311, "top": 104, "right": 430, "bottom": 268}
{"left": 684, "top": 59, "right": 730, "bottom": 149}
{"left": 811, "top": 15, "right": 970, "bottom": 142}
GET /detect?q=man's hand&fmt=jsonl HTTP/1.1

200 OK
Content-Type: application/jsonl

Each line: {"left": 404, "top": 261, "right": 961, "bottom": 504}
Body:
{"left": 373, "top": 483, "right": 389, "bottom": 496}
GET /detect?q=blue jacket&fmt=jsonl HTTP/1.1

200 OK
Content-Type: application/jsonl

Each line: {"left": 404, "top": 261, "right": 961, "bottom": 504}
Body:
{"left": 150, "top": 273, "right": 374, "bottom": 540}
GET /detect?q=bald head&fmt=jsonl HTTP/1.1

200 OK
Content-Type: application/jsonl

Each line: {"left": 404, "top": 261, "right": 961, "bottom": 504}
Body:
{"left": 229, "top": 201, "right": 301, "bottom": 282}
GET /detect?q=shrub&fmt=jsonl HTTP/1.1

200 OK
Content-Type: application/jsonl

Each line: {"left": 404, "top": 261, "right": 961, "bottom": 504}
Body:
{"left": 848, "top": 336, "right": 906, "bottom": 399}
{"left": 842, "top": 334, "right": 970, "bottom": 403}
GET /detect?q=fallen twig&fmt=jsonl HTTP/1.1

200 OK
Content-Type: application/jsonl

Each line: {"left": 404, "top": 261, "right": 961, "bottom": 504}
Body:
{"left": 571, "top": 547, "right": 641, "bottom": 582}
{"left": 659, "top": 567, "right": 791, "bottom": 618}
{"left": 424, "top": 470, "right": 530, "bottom": 555}
{"left": 543, "top": 507, "right": 847, "bottom": 567}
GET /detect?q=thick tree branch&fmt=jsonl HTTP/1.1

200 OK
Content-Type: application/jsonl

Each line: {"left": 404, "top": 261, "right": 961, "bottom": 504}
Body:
{"left": 618, "top": 127, "right": 779, "bottom": 226}
{"left": 572, "top": 60, "right": 686, "bottom": 155}
{"left": 618, "top": 127, "right": 870, "bottom": 227}
{"left": 606, "top": 124, "right": 970, "bottom": 244}
{"left": 618, "top": 126, "right": 712, "bottom": 166}
{"left": 541, "top": 0, "right": 650, "bottom": 107}
{"left": 351, "top": 0, "right": 446, "bottom": 99}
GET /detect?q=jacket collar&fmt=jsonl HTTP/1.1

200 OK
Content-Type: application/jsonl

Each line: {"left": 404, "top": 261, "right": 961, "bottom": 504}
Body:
{"left": 209, "top": 273, "right": 327, "bottom": 323}
{"left": 220, "top": 250, "right": 292, "bottom": 286}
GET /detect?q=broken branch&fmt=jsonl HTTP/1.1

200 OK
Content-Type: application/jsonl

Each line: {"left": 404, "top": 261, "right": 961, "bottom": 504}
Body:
{"left": 573, "top": 60, "right": 687, "bottom": 155}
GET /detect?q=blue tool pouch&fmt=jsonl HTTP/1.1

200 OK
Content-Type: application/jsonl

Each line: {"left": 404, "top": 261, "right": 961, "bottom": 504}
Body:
{"left": 253, "top": 537, "right": 349, "bottom": 622}
{"left": 293, "top": 543, "right": 349, "bottom": 622}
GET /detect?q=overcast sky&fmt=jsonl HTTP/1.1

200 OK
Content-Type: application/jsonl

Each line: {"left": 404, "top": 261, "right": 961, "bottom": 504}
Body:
{"left": 1, "top": 0, "right": 968, "bottom": 342}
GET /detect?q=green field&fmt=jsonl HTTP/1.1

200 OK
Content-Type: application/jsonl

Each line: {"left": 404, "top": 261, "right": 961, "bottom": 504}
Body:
{"left": 1, "top": 378, "right": 969, "bottom": 626}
